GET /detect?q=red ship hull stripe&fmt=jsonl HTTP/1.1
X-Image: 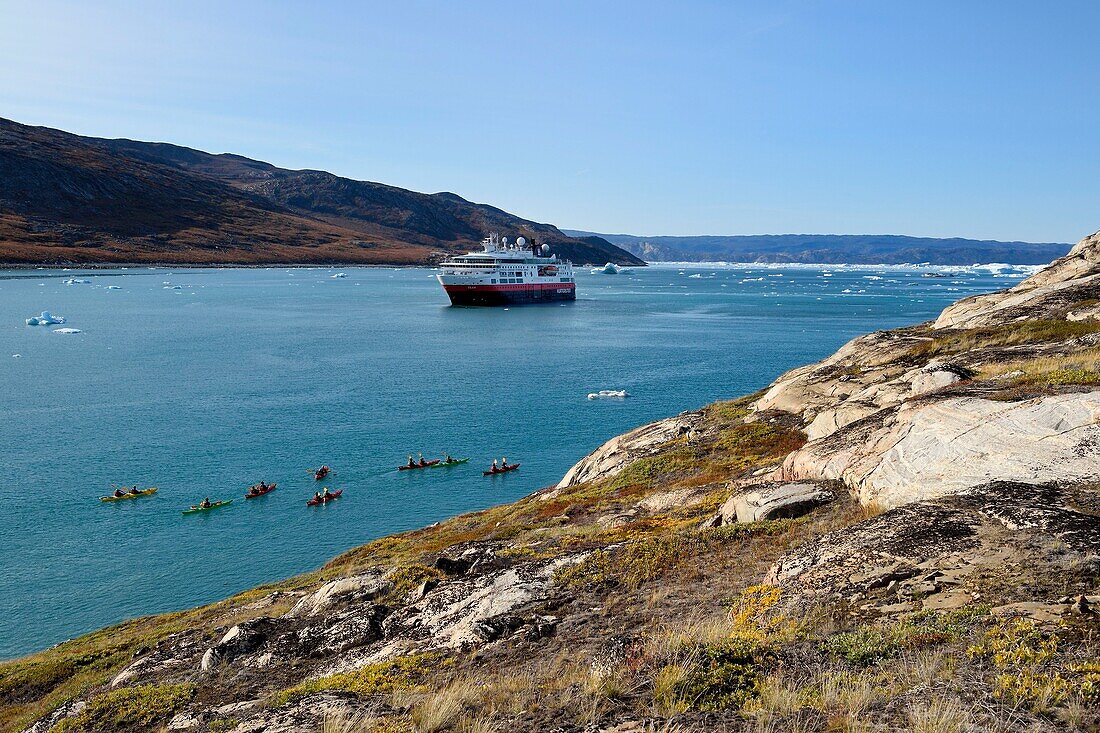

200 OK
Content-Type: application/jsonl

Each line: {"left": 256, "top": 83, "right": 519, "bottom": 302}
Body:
{"left": 443, "top": 283, "right": 576, "bottom": 293}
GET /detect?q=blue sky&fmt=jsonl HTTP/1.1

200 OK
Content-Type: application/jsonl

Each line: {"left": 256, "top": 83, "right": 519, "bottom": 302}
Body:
{"left": 1, "top": 0, "right": 1096, "bottom": 242}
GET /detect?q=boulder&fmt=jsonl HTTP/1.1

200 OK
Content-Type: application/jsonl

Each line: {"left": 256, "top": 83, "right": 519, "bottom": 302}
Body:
{"left": 719, "top": 482, "right": 835, "bottom": 524}
{"left": 285, "top": 573, "right": 392, "bottom": 618}
{"left": 200, "top": 617, "right": 274, "bottom": 671}
{"left": 908, "top": 362, "right": 968, "bottom": 397}
{"left": 556, "top": 411, "right": 703, "bottom": 489}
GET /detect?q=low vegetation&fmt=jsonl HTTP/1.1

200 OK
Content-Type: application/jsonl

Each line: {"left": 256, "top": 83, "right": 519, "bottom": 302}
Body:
{"left": 51, "top": 683, "right": 194, "bottom": 733}
{"left": 911, "top": 319, "right": 1100, "bottom": 358}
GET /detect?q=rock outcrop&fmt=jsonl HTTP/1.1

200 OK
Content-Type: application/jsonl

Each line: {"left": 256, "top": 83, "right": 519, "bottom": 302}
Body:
{"left": 718, "top": 482, "right": 836, "bottom": 524}
{"left": 555, "top": 411, "right": 703, "bottom": 489}
{"left": 777, "top": 391, "right": 1100, "bottom": 508}
{"left": 935, "top": 230, "right": 1100, "bottom": 328}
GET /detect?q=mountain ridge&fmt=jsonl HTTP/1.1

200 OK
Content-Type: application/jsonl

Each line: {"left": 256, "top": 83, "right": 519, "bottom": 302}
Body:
{"left": 0, "top": 118, "right": 644, "bottom": 266}
{"left": 565, "top": 229, "right": 1071, "bottom": 265}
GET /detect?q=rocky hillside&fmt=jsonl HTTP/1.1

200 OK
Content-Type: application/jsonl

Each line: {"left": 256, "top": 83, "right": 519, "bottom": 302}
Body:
{"left": 0, "top": 118, "right": 644, "bottom": 266}
{"left": 5, "top": 234, "right": 1100, "bottom": 733}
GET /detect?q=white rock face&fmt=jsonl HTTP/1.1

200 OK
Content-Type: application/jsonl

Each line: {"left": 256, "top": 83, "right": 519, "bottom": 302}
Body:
{"left": 721, "top": 482, "right": 835, "bottom": 523}
{"left": 556, "top": 412, "right": 701, "bottom": 489}
{"left": 285, "top": 574, "right": 391, "bottom": 618}
{"left": 779, "top": 391, "right": 1100, "bottom": 508}
{"left": 935, "top": 230, "right": 1100, "bottom": 329}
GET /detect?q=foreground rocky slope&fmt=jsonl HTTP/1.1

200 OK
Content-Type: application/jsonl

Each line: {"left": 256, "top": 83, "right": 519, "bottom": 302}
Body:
{"left": 5, "top": 233, "right": 1100, "bottom": 733}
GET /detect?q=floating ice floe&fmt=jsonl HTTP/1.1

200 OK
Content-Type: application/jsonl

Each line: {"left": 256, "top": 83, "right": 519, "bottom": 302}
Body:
{"left": 587, "top": 389, "right": 629, "bottom": 400}
{"left": 164, "top": 285, "right": 182, "bottom": 290}
{"left": 688, "top": 273, "right": 702, "bottom": 279}
{"left": 591, "top": 262, "right": 620, "bottom": 275}
{"left": 25, "top": 311, "right": 65, "bottom": 326}
{"left": 331, "top": 273, "right": 347, "bottom": 279}
{"left": 64, "top": 278, "right": 90, "bottom": 285}
{"left": 52, "top": 328, "right": 82, "bottom": 334}
{"left": 105, "top": 285, "right": 122, "bottom": 290}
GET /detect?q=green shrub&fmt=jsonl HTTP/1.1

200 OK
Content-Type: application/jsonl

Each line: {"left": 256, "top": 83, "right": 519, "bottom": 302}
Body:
{"left": 52, "top": 683, "right": 194, "bottom": 733}
{"left": 674, "top": 638, "right": 773, "bottom": 711}
{"left": 824, "top": 606, "right": 989, "bottom": 665}
{"left": 271, "top": 653, "right": 447, "bottom": 706}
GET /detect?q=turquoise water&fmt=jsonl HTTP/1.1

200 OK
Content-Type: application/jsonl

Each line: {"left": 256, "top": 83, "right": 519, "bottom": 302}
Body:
{"left": 0, "top": 262, "right": 1029, "bottom": 657}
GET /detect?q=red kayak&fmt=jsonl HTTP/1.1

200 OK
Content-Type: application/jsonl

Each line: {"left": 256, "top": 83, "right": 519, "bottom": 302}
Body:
{"left": 399, "top": 459, "right": 441, "bottom": 471}
{"left": 245, "top": 483, "right": 277, "bottom": 499}
{"left": 307, "top": 489, "right": 343, "bottom": 506}
{"left": 314, "top": 466, "right": 330, "bottom": 480}
{"left": 483, "top": 463, "right": 520, "bottom": 476}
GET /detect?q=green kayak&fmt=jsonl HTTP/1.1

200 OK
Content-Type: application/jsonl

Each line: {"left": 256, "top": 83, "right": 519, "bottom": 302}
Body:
{"left": 430, "top": 458, "right": 470, "bottom": 468}
{"left": 182, "top": 500, "right": 233, "bottom": 515}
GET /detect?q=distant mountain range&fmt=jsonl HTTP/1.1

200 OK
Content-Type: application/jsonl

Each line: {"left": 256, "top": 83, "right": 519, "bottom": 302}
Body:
{"left": 564, "top": 231, "right": 1071, "bottom": 265}
{"left": 0, "top": 118, "right": 644, "bottom": 266}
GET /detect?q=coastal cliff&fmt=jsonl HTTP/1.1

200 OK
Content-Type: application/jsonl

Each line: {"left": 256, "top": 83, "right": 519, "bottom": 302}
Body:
{"left": 5, "top": 234, "right": 1100, "bottom": 733}
{"left": 0, "top": 118, "right": 645, "bottom": 267}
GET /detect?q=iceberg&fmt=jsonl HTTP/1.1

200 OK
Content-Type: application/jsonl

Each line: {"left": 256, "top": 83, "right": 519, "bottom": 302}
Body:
{"left": 63, "top": 278, "right": 90, "bottom": 285}
{"left": 105, "top": 285, "right": 122, "bottom": 290}
{"left": 52, "top": 328, "right": 82, "bottom": 334}
{"left": 587, "top": 389, "right": 629, "bottom": 400}
{"left": 591, "top": 262, "right": 620, "bottom": 275}
{"left": 25, "top": 311, "right": 65, "bottom": 326}
{"left": 331, "top": 273, "right": 347, "bottom": 279}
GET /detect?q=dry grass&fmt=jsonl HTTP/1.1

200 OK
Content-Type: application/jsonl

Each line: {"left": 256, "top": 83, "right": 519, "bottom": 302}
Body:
{"left": 978, "top": 346, "right": 1100, "bottom": 385}
{"left": 322, "top": 708, "right": 381, "bottom": 733}
{"left": 911, "top": 320, "right": 1100, "bottom": 358}
{"left": 907, "top": 695, "right": 972, "bottom": 733}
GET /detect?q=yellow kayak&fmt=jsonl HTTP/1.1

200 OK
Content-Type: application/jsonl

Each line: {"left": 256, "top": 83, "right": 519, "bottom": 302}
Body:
{"left": 100, "top": 487, "right": 159, "bottom": 502}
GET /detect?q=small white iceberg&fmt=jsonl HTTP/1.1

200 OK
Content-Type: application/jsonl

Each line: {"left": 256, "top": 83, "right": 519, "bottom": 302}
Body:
{"left": 25, "top": 311, "right": 65, "bottom": 326}
{"left": 331, "top": 273, "right": 347, "bottom": 279}
{"left": 587, "top": 389, "right": 630, "bottom": 400}
{"left": 105, "top": 285, "right": 122, "bottom": 290}
{"left": 591, "top": 262, "right": 620, "bottom": 275}
{"left": 52, "top": 327, "right": 82, "bottom": 334}
{"left": 64, "top": 278, "right": 90, "bottom": 285}
{"left": 163, "top": 285, "right": 182, "bottom": 290}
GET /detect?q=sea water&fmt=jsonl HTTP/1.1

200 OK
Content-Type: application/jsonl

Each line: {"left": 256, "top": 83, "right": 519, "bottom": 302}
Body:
{"left": 0, "top": 262, "right": 1034, "bottom": 657}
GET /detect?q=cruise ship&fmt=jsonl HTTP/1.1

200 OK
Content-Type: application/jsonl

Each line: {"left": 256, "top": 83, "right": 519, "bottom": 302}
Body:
{"left": 436, "top": 233, "right": 576, "bottom": 306}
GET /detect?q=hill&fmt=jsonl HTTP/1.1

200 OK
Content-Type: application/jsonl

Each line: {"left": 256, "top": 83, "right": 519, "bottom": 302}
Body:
{"left": 565, "top": 230, "right": 1070, "bottom": 265}
{"left": 6, "top": 231, "right": 1100, "bottom": 733}
{"left": 0, "top": 118, "right": 644, "bottom": 266}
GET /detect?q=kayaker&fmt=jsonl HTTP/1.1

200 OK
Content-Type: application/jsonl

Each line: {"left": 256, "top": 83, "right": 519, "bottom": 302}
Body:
{"left": 418, "top": 452, "right": 426, "bottom": 466}
{"left": 445, "top": 454, "right": 454, "bottom": 463}
{"left": 322, "top": 486, "right": 331, "bottom": 497}
{"left": 113, "top": 488, "right": 125, "bottom": 498}
{"left": 407, "top": 455, "right": 415, "bottom": 468}
{"left": 501, "top": 457, "right": 508, "bottom": 468}
{"left": 490, "top": 459, "right": 498, "bottom": 472}
{"left": 129, "top": 485, "right": 140, "bottom": 494}
{"left": 200, "top": 497, "right": 212, "bottom": 508}
{"left": 313, "top": 491, "right": 322, "bottom": 502}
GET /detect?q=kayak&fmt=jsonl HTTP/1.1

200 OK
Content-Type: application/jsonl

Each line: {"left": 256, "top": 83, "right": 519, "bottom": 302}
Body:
{"left": 182, "top": 500, "right": 232, "bottom": 515}
{"left": 314, "top": 467, "right": 330, "bottom": 480}
{"left": 307, "top": 489, "right": 343, "bottom": 506}
{"left": 100, "top": 487, "right": 158, "bottom": 502}
{"left": 245, "top": 483, "right": 277, "bottom": 499}
{"left": 483, "top": 463, "right": 521, "bottom": 476}
{"left": 430, "top": 458, "right": 470, "bottom": 468}
{"left": 398, "top": 459, "right": 441, "bottom": 471}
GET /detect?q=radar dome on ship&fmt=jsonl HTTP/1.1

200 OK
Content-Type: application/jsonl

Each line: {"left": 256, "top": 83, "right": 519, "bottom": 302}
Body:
{"left": 517, "top": 236, "right": 527, "bottom": 247}
{"left": 541, "top": 244, "right": 550, "bottom": 255}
